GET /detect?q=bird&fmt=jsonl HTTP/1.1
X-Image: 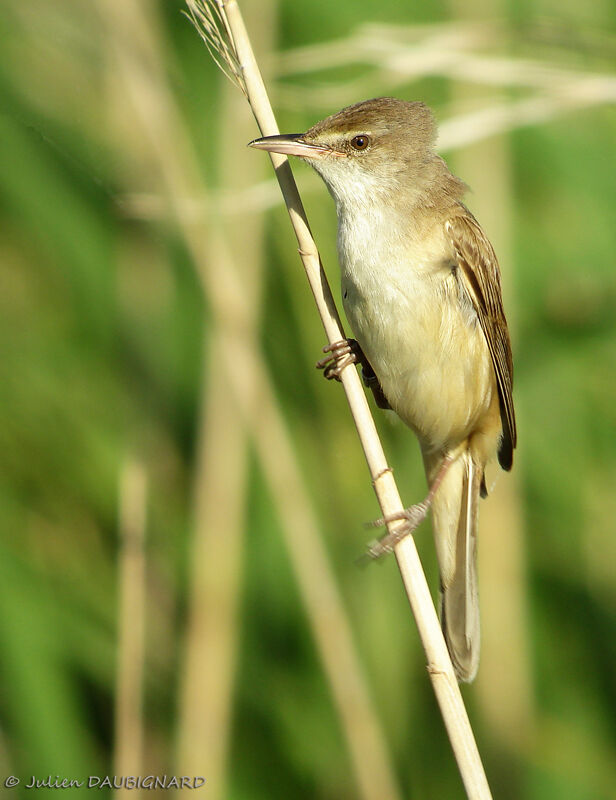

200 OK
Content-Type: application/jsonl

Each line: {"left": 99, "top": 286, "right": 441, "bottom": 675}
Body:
{"left": 249, "top": 97, "right": 516, "bottom": 682}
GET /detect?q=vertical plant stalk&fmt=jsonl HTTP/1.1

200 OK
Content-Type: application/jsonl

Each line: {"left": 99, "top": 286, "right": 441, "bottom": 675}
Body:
{"left": 177, "top": 343, "right": 247, "bottom": 798}
{"left": 455, "top": 132, "right": 533, "bottom": 760}
{"left": 114, "top": 459, "right": 147, "bottom": 798}
{"left": 446, "top": 0, "right": 532, "bottom": 749}
{"left": 188, "top": 1, "right": 493, "bottom": 797}
{"left": 176, "top": 13, "right": 275, "bottom": 783}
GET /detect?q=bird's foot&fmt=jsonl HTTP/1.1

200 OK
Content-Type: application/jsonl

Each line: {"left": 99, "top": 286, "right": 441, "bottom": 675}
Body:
{"left": 364, "top": 501, "right": 430, "bottom": 559}
{"left": 316, "top": 338, "right": 361, "bottom": 381}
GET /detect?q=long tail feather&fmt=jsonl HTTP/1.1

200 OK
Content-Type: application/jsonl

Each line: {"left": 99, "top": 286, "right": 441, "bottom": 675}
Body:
{"left": 424, "top": 449, "right": 481, "bottom": 682}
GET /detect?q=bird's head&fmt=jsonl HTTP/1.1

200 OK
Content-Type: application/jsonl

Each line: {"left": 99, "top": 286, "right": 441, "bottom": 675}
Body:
{"left": 249, "top": 97, "right": 437, "bottom": 207}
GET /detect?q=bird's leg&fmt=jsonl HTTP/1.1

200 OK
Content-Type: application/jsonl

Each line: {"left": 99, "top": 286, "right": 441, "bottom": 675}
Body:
{"left": 316, "top": 339, "right": 391, "bottom": 409}
{"left": 358, "top": 358, "right": 392, "bottom": 410}
{"left": 365, "top": 454, "right": 455, "bottom": 558}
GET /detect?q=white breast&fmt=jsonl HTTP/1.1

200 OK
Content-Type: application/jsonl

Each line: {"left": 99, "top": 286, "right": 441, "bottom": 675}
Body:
{"left": 337, "top": 202, "right": 494, "bottom": 453}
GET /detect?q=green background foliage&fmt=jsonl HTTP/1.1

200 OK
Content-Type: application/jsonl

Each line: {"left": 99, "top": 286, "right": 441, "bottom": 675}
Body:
{"left": 1, "top": 0, "right": 615, "bottom": 797}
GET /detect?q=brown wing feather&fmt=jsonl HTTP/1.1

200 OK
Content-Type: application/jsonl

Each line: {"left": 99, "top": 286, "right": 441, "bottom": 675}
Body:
{"left": 445, "top": 210, "right": 517, "bottom": 470}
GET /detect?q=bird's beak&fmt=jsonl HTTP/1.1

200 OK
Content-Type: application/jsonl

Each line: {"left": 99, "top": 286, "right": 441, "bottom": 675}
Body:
{"left": 248, "top": 133, "right": 332, "bottom": 159}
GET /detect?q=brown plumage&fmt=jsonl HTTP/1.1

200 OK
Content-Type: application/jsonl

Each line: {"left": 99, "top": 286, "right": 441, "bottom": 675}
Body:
{"left": 250, "top": 98, "right": 516, "bottom": 682}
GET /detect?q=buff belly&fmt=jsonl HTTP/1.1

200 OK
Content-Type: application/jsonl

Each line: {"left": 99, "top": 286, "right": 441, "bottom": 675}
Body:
{"left": 342, "top": 267, "right": 496, "bottom": 454}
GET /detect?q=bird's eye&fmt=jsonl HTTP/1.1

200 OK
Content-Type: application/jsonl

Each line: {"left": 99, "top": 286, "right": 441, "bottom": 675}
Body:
{"left": 350, "top": 135, "right": 370, "bottom": 151}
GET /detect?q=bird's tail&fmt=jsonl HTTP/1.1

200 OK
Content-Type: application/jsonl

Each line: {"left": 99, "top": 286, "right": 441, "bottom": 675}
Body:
{"left": 424, "top": 449, "right": 481, "bottom": 683}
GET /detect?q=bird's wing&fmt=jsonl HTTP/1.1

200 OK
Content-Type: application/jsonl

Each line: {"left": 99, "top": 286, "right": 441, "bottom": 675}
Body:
{"left": 445, "top": 210, "right": 516, "bottom": 470}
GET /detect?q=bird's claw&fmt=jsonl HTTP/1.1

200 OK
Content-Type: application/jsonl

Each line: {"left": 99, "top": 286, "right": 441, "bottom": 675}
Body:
{"left": 363, "top": 501, "right": 430, "bottom": 559}
{"left": 316, "top": 339, "right": 360, "bottom": 381}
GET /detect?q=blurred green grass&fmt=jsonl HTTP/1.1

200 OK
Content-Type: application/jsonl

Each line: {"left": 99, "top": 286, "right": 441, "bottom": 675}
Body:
{"left": 1, "top": 1, "right": 616, "bottom": 798}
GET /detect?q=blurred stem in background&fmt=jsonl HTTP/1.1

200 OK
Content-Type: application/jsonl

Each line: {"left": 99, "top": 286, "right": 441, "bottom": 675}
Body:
{"left": 100, "top": 0, "right": 402, "bottom": 796}
{"left": 175, "top": 2, "right": 276, "bottom": 794}
{"left": 114, "top": 459, "right": 147, "bottom": 799}
{"left": 447, "top": 0, "right": 534, "bottom": 778}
